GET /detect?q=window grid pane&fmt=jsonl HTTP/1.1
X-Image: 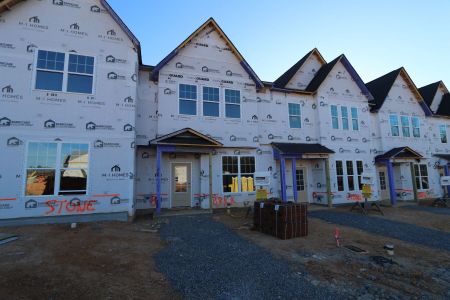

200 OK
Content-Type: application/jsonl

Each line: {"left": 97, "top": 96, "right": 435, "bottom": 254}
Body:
{"left": 179, "top": 84, "right": 197, "bottom": 115}
{"left": 37, "top": 50, "right": 65, "bottom": 71}
{"left": 351, "top": 107, "right": 358, "bottom": 130}
{"left": 68, "top": 54, "right": 94, "bottom": 75}
{"left": 341, "top": 106, "right": 349, "bottom": 130}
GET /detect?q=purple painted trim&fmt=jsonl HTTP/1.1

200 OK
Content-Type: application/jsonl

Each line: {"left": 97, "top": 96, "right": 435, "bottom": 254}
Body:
{"left": 151, "top": 50, "right": 178, "bottom": 81}
{"left": 340, "top": 56, "right": 374, "bottom": 101}
{"left": 280, "top": 156, "right": 287, "bottom": 202}
{"left": 273, "top": 148, "right": 281, "bottom": 160}
{"left": 292, "top": 158, "right": 298, "bottom": 202}
{"left": 156, "top": 146, "right": 162, "bottom": 214}
{"left": 386, "top": 160, "right": 397, "bottom": 205}
{"left": 240, "top": 60, "right": 263, "bottom": 89}
{"left": 444, "top": 165, "right": 450, "bottom": 196}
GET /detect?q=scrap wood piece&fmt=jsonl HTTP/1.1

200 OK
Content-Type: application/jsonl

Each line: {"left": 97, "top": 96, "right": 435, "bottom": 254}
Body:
{"left": 0, "top": 233, "right": 18, "bottom": 245}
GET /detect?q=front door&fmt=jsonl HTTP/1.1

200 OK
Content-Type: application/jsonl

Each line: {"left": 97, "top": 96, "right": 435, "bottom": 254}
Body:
{"left": 378, "top": 168, "right": 390, "bottom": 201}
{"left": 171, "top": 163, "right": 191, "bottom": 207}
{"left": 296, "top": 168, "right": 308, "bottom": 202}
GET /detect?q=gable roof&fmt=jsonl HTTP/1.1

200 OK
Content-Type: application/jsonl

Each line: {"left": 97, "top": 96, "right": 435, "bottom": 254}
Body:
{"left": 366, "top": 67, "right": 432, "bottom": 115}
{"left": 305, "top": 54, "right": 373, "bottom": 100}
{"left": 418, "top": 81, "right": 443, "bottom": 107}
{"left": 435, "top": 93, "right": 450, "bottom": 117}
{"left": 0, "top": 0, "right": 142, "bottom": 64}
{"left": 272, "top": 48, "right": 326, "bottom": 89}
{"left": 375, "top": 146, "right": 422, "bottom": 162}
{"left": 149, "top": 128, "right": 223, "bottom": 147}
{"left": 150, "top": 18, "right": 263, "bottom": 89}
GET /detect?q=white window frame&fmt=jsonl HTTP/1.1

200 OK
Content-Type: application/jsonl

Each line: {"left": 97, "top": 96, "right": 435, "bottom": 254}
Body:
{"left": 331, "top": 105, "right": 339, "bottom": 129}
{"left": 411, "top": 117, "right": 420, "bottom": 138}
{"left": 400, "top": 115, "right": 410, "bottom": 137}
{"left": 390, "top": 114, "right": 399, "bottom": 137}
{"left": 32, "top": 48, "right": 96, "bottom": 95}
{"left": 202, "top": 85, "right": 220, "bottom": 117}
{"left": 224, "top": 88, "right": 241, "bottom": 119}
{"left": 288, "top": 102, "right": 301, "bottom": 129}
{"left": 221, "top": 155, "right": 256, "bottom": 194}
{"left": 351, "top": 107, "right": 358, "bottom": 131}
{"left": 23, "top": 141, "right": 90, "bottom": 197}
{"left": 413, "top": 164, "right": 429, "bottom": 190}
{"left": 439, "top": 124, "right": 447, "bottom": 144}
{"left": 178, "top": 83, "right": 198, "bottom": 116}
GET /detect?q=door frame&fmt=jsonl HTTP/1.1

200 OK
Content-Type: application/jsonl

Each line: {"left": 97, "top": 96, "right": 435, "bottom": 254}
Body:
{"left": 296, "top": 166, "right": 308, "bottom": 203}
{"left": 170, "top": 162, "right": 193, "bottom": 208}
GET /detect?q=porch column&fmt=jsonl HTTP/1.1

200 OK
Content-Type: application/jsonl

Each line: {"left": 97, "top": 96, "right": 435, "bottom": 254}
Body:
{"left": 280, "top": 156, "right": 287, "bottom": 202}
{"left": 156, "top": 146, "right": 162, "bottom": 214}
{"left": 325, "top": 158, "right": 332, "bottom": 207}
{"left": 444, "top": 164, "right": 450, "bottom": 196}
{"left": 409, "top": 162, "right": 418, "bottom": 202}
{"left": 292, "top": 158, "right": 298, "bottom": 202}
{"left": 209, "top": 152, "right": 213, "bottom": 209}
{"left": 386, "top": 160, "right": 397, "bottom": 205}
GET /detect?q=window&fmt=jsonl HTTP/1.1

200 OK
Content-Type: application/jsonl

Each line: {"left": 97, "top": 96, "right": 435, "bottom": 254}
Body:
{"left": 414, "top": 164, "right": 429, "bottom": 190}
{"left": 222, "top": 156, "right": 255, "bottom": 193}
{"left": 288, "top": 103, "right": 301, "bottom": 128}
{"left": 351, "top": 107, "right": 358, "bottom": 130}
{"left": 203, "top": 86, "right": 219, "bottom": 117}
{"left": 346, "top": 161, "right": 355, "bottom": 191}
{"left": 390, "top": 114, "right": 399, "bottom": 137}
{"left": 411, "top": 117, "right": 420, "bottom": 137}
{"left": 36, "top": 50, "right": 65, "bottom": 91}
{"left": 26, "top": 142, "right": 89, "bottom": 196}
{"left": 336, "top": 161, "right": 344, "bottom": 191}
{"left": 356, "top": 160, "right": 364, "bottom": 190}
{"left": 296, "top": 169, "right": 305, "bottom": 191}
{"left": 35, "top": 50, "right": 94, "bottom": 94}
{"left": 379, "top": 171, "right": 386, "bottom": 190}
{"left": 401, "top": 116, "right": 410, "bottom": 137}
{"left": 67, "top": 54, "right": 94, "bottom": 93}
{"left": 341, "top": 106, "right": 349, "bottom": 130}
{"left": 179, "top": 84, "right": 197, "bottom": 115}
{"left": 331, "top": 105, "right": 339, "bottom": 129}
{"left": 440, "top": 125, "right": 447, "bottom": 143}
{"left": 225, "top": 89, "right": 240, "bottom": 118}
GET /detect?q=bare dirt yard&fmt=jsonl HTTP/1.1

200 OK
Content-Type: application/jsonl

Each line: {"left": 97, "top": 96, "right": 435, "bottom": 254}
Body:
{"left": 215, "top": 203, "right": 450, "bottom": 299}
{"left": 0, "top": 217, "right": 180, "bottom": 300}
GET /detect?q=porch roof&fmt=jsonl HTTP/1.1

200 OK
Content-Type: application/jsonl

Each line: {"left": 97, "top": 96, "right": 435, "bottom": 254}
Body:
{"left": 433, "top": 154, "right": 450, "bottom": 161}
{"left": 375, "top": 146, "right": 422, "bottom": 162}
{"left": 271, "top": 142, "right": 334, "bottom": 155}
{"left": 149, "top": 128, "right": 223, "bottom": 147}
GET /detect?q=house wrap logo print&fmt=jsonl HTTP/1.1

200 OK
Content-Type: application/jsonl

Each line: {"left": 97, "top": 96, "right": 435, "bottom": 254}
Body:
{"left": 0, "top": 117, "right": 11, "bottom": 126}
{"left": 2, "top": 85, "right": 13, "bottom": 93}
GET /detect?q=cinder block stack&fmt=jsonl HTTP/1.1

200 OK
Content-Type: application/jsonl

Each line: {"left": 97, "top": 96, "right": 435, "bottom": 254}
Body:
{"left": 253, "top": 200, "right": 308, "bottom": 240}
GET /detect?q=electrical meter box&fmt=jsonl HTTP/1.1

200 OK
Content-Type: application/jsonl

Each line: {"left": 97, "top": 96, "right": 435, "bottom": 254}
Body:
{"left": 254, "top": 172, "right": 271, "bottom": 186}
{"left": 440, "top": 176, "right": 450, "bottom": 186}
{"left": 361, "top": 173, "right": 374, "bottom": 185}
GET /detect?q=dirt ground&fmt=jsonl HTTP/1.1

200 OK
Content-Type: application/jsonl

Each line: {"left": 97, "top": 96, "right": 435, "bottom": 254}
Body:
{"left": 0, "top": 217, "right": 180, "bottom": 300}
{"left": 215, "top": 204, "right": 450, "bottom": 299}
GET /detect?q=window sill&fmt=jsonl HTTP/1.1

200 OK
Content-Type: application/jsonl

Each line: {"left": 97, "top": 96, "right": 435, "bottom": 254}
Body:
{"left": 33, "top": 88, "right": 94, "bottom": 96}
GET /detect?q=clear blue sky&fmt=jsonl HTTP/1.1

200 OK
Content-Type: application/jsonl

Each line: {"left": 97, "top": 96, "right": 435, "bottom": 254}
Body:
{"left": 108, "top": 0, "right": 450, "bottom": 88}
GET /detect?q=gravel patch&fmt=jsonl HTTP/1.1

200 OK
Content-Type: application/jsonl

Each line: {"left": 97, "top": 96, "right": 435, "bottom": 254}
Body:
{"left": 155, "top": 215, "right": 341, "bottom": 300}
{"left": 402, "top": 205, "right": 450, "bottom": 215}
{"left": 309, "top": 210, "right": 450, "bottom": 251}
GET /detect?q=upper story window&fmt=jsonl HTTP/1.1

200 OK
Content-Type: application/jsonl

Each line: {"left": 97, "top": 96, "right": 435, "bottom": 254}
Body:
{"left": 390, "top": 114, "right": 399, "bottom": 137}
{"left": 341, "top": 106, "right": 349, "bottom": 130}
{"left": 225, "top": 89, "right": 240, "bottom": 118}
{"left": 35, "top": 50, "right": 94, "bottom": 94}
{"left": 440, "top": 125, "right": 447, "bottom": 143}
{"left": 331, "top": 105, "right": 339, "bottom": 129}
{"left": 25, "top": 142, "right": 89, "bottom": 196}
{"left": 411, "top": 117, "right": 420, "bottom": 138}
{"left": 179, "top": 84, "right": 197, "bottom": 115}
{"left": 202, "top": 87, "right": 220, "bottom": 117}
{"left": 288, "top": 103, "right": 301, "bottom": 128}
{"left": 401, "top": 116, "right": 410, "bottom": 137}
{"left": 351, "top": 107, "right": 358, "bottom": 131}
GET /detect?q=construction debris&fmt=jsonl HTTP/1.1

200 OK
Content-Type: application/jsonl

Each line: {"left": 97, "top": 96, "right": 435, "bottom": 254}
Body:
{"left": 0, "top": 233, "right": 18, "bottom": 245}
